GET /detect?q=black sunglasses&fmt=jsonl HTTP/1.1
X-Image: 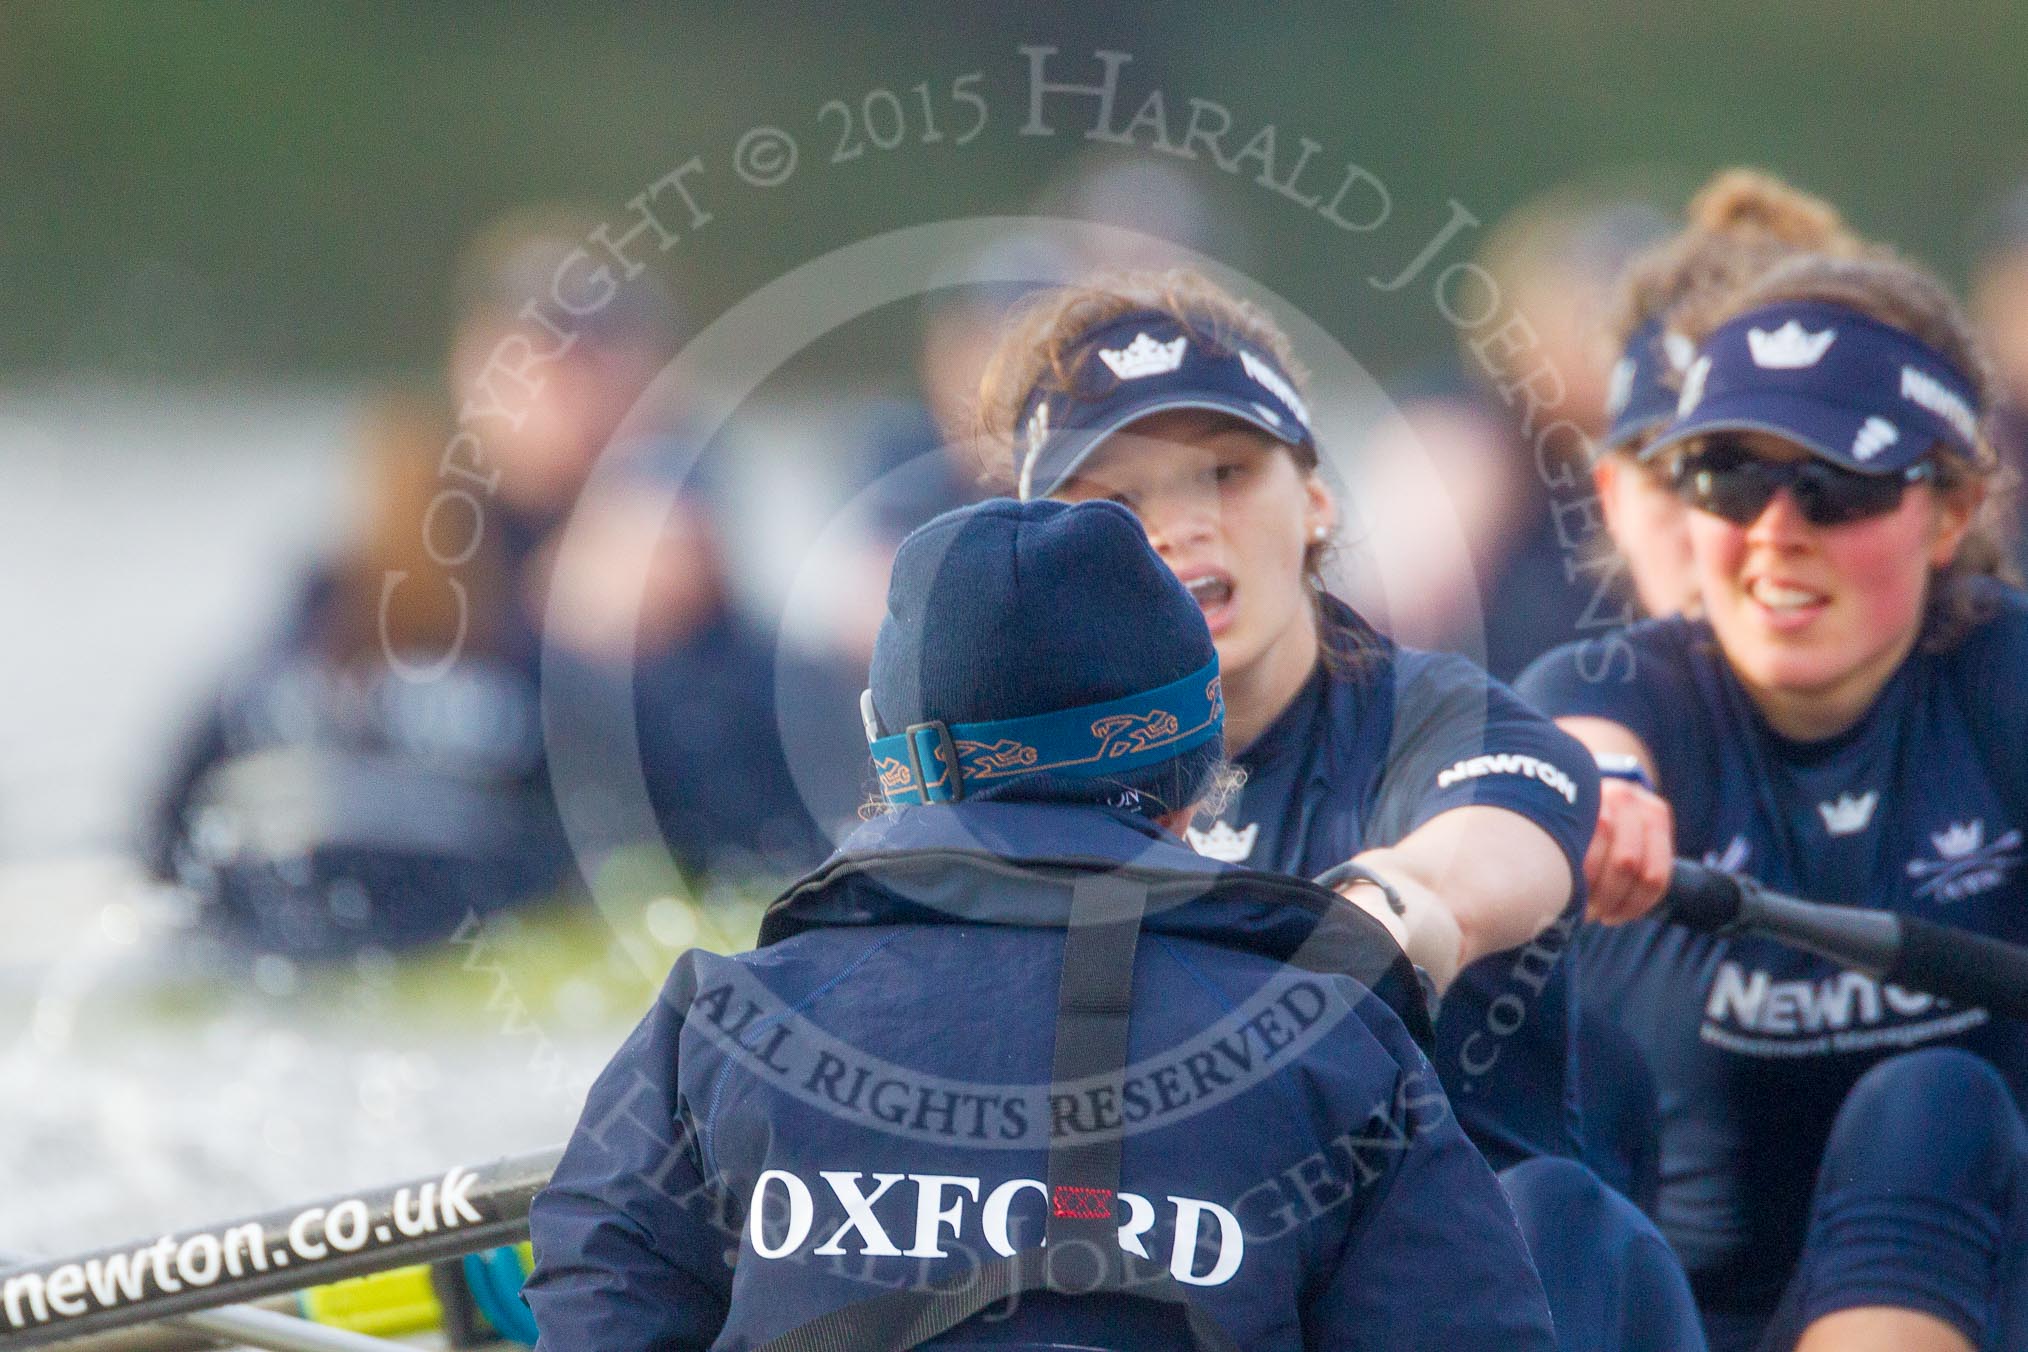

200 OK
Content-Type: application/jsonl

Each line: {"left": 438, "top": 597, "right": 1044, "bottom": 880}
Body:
{"left": 1670, "top": 436, "right": 1936, "bottom": 527}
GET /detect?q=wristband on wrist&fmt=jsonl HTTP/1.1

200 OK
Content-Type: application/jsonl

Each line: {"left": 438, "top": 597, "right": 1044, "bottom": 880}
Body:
{"left": 1595, "top": 752, "right": 1654, "bottom": 792}
{"left": 1315, "top": 859, "right": 1456, "bottom": 1004}
{"left": 1312, "top": 860, "right": 1406, "bottom": 916}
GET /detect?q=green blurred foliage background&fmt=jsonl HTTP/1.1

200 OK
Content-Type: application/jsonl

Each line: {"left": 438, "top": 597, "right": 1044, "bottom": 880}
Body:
{"left": 4, "top": 1, "right": 2024, "bottom": 386}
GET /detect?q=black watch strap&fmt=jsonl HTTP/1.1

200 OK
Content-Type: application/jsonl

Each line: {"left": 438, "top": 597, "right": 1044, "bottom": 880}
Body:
{"left": 1312, "top": 860, "right": 1406, "bottom": 916}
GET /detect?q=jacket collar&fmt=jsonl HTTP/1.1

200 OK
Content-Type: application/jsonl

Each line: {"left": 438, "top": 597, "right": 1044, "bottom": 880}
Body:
{"left": 835, "top": 799, "right": 1217, "bottom": 871}
{"left": 758, "top": 801, "right": 1431, "bottom": 1045}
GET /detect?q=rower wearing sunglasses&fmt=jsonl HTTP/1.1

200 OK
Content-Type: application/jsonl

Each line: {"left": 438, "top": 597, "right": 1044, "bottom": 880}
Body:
{"left": 1590, "top": 169, "right": 1863, "bottom": 623}
{"left": 1519, "top": 242, "right": 2028, "bottom": 1351}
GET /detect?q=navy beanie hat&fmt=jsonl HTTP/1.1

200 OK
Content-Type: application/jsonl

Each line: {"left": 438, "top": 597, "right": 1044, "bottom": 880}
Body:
{"left": 866, "top": 498, "right": 1223, "bottom": 815}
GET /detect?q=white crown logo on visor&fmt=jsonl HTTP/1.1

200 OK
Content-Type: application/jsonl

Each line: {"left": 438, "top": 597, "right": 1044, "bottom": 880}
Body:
{"left": 1678, "top": 355, "right": 1712, "bottom": 416}
{"left": 1748, "top": 321, "right": 1837, "bottom": 369}
{"left": 1851, "top": 416, "right": 1899, "bottom": 462}
{"left": 1606, "top": 356, "right": 1635, "bottom": 418}
{"left": 1662, "top": 330, "right": 1696, "bottom": 373}
{"left": 1239, "top": 349, "right": 1312, "bottom": 428}
{"left": 1098, "top": 331, "right": 1188, "bottom": 380}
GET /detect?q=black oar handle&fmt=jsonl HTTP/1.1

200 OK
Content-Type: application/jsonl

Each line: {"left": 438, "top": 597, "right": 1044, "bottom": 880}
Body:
{"left": 1661, "top": 860, "right": 1746, "bottom": 932}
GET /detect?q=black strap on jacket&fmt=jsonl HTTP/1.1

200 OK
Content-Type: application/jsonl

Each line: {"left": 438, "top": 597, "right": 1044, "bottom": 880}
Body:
{"left": 753, "top": 871, "right": 1241, "bottom": 1352}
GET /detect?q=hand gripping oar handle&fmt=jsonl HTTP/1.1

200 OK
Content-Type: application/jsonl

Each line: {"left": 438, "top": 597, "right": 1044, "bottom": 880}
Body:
{"left": 1662, "top": 860, "right": 2028, "bottom": 1022}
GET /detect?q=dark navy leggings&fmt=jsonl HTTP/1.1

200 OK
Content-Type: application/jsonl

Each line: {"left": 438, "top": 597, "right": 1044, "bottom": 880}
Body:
{"left": 1729, "top": 1048, "right": 2028, "bottom": 1352}
{"left": 1502, "top": 1156, "right": 1708, "bottom": 1351}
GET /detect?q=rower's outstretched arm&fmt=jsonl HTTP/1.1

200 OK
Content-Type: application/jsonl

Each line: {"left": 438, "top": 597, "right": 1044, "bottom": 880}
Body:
{"left": 1346, "top": 805, "right": 1574, "bottom": 989}
{"left": 1331, "top": 652, "right": 1601, "bottom": 989}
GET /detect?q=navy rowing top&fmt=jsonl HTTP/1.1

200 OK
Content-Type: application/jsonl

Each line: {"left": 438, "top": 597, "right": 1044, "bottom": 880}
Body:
{"left": 1185, "top": 599, "right": 1601, "bottom": 1173}
{"left": 1517, "top": 578, "right": 2028, "bottom": 1316}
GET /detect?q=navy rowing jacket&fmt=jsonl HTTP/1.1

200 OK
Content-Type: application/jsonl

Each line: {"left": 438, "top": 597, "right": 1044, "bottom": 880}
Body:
{"left": 525, "top": 801, "right": 1555, "bottom": 1350}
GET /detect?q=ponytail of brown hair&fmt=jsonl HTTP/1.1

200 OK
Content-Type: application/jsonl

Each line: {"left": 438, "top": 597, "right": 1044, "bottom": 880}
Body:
{"left": 1608, "top": 168, "right": 1864, "bottom": 349}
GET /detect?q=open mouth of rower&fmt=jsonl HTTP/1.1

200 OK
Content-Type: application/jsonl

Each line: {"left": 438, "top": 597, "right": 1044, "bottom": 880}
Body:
{"left": 1747, "top": 576, "right": 1830, "bottom": 619}
{"left": 1180, "top": 571, "right": 1237, "bottom": 636}
{"left": 1184, "top": 574, "right": 1234, "bottom": 609}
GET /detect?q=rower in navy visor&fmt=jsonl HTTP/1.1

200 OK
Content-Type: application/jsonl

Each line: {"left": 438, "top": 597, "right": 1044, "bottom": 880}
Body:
{"left": 1521, "top": 251, "right": 2028, "bottom": 1352}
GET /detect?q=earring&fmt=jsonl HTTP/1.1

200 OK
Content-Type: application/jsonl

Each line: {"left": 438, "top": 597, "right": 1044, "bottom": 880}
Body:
{"left": 1311, "top": 526, "right": 1328, "bottom": 542}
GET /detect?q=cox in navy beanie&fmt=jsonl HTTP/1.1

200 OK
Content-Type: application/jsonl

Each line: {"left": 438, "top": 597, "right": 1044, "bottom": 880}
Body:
{"left": 867, "top": 498, "right": 1222, "bottom": 814}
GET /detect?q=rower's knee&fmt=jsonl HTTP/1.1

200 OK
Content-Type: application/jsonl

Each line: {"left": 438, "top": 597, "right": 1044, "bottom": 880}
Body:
{"left": 1787, "top": 1049, "right": 2028, "bottom": 1349}
{"left": 1501, "top": 1157, "right": 1705, "bottom": 1351}
{"left": 1794, "top": 1304, "right": 1973, "bottom": 1352}
{"left": 1822, "top": 1049, "right": 2021, "bottom": 1200}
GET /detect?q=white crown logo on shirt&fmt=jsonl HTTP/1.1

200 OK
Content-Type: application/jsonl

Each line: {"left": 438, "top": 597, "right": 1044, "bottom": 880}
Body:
{"left": 1098, "top": 332, "right": 1188, "bottom": 380}
{"left": 1747, "top": 321, "right": 1837, "bottom": 369}
{"left": 1818, "top": 790, "right": 1880, "bottom": 837}
{"left": 1186, "top": 819, "right": 1259, "bottom": 862}
{"left": 1677, "top": 355, "right": 1712, "bottom": 416}
{"left": 1907, "top": 819, "right": 2023, "bottom": 903}
{"left": 1851, "top": 416, "right": 1900, "bottom": 462}
{"left": 1931, "top": 821, "right": 1985, "bottom": 859}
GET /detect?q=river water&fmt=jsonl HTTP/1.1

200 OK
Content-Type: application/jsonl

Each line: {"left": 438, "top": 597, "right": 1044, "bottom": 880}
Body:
{"left": 0, "top": 386, "right": 795, "bottom": 1257}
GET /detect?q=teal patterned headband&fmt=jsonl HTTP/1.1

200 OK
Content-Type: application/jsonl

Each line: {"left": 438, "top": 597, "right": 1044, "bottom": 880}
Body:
{"left": 865, "top": 659, "right": 1224, "bottom": 806}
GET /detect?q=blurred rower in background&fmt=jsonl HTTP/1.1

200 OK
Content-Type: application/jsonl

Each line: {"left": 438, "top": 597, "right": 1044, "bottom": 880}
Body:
{"left": 1968, "top": 180, "right": 2028, "bottom": 578}
{"left": 819, "top": 233, "right": 1082, "bottom": 665}
{"left": 825, "top": 154, "right": 1225, "bottom": 667}
{"left": 149, "top": 208, "right": 821, "bottom": 965}
{"left": 1343, "top": 189, "right": 1669, "bottom": 680}
{"left": 769, "top": 233, "right": 1081, "bottom": 844}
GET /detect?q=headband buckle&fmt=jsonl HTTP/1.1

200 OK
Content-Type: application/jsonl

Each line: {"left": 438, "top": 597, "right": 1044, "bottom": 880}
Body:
{"left": 904, "top": 720, "right": 963, "bottom": 803}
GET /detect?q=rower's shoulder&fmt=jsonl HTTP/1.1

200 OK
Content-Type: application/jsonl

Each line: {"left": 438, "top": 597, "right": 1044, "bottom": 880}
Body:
{"left": 1511, "top": 616, "right": 1716, "bottom": 752}
{"left": 1931, "top": 580, "right": 2028, "bottom": 729}
{"left": 1949, "top": 577, "right": 2028, "bottom": 659}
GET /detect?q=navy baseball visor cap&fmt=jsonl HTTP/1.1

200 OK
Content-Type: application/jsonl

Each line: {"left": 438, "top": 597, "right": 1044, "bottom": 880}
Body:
{"left": 1603, "top": 316, "right": 1698, "bottom": 451}
{"left": 1643, "top": 299, "right": 1983, "bottom": 474}
{"left": 1012, "top": 309, "right": 1316, "bottom": 500}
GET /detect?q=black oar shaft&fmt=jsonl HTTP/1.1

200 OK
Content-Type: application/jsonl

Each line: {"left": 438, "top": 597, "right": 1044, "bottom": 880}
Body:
{"left": 1734, "top": 885, "right": 1902, "bottom": 975}
{"left": 1662, "top": 860, "right": 2028, "bottom": 1021}
{"left": 0, "top": 1149, "right": 560, "bottom": 1348}
{"left": 1893, "top": 916, "right": 2028, "bottom": 1022}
